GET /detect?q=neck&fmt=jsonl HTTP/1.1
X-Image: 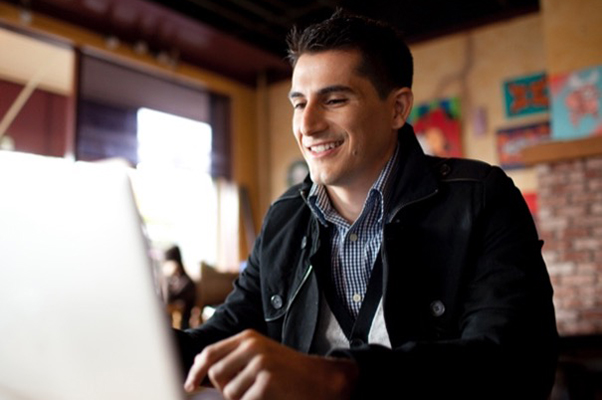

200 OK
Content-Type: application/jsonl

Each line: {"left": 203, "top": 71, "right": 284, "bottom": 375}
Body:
{"left": 325, "top": 184, "right": 370, "bottom": 224}
{"left": 323, "top": 137, "right": 398, "bottom": 224}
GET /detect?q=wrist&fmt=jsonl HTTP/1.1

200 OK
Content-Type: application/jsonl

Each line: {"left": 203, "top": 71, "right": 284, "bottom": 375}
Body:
{"left": 326, "top": 358, "right": 359, "bottom": 400}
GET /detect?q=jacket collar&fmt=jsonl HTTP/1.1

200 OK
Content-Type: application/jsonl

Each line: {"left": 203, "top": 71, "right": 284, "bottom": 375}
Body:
{"left": 385, "top": 123, "right": 439, "bottom": 222}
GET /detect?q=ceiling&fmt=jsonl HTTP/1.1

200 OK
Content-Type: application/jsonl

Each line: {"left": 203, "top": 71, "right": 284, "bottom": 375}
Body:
{"left": 5, "top": 0, "right": 539, "bottom": 85}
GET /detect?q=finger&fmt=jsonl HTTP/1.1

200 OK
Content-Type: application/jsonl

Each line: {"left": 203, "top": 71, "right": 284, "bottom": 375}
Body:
{"left": 208, "top": 332, "right": 267, "bottom": 390}
{"left": 238, "top": 369, "right": 272, "bottom": 400}
{"left": 184, "top": 337, "right": 243, "bottom": 392}
{"left": 184, "top": 354, "right": 211, "bottom": 392}
{"left": 216, "top": 348, "right": 265, "bottom": 399}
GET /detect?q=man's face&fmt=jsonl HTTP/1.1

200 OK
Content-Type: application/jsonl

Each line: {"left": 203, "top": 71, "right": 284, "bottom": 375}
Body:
{"left": 289, "top": 50, "right": 402, "bottom": 191}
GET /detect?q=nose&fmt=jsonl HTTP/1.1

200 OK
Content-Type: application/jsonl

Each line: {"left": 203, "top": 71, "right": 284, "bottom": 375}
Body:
{"left": 298, "top": 103, "right": 327, "bottom": 136}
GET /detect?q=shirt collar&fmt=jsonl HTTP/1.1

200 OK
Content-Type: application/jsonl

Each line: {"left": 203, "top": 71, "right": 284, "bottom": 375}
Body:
{"left": 307, "top": 142, "right": 400, "bottom": 226}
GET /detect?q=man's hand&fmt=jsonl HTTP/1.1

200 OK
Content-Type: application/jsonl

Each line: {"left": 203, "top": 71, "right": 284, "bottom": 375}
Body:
{"left": 184, "top": 329, "right": 359, "bottom": 400}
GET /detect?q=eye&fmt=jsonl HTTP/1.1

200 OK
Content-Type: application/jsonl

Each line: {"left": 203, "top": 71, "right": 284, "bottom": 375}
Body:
{"left": 326, "top": 98, "right": 347, "bottom": 106}
{"left": 292, "top": 102, "right": 306, "bottom": 110}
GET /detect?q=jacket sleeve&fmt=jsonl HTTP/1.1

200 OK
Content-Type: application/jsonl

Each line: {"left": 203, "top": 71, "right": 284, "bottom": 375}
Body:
{"left": 172, "top": 187, "right": 310, "bottom": 375}
{"left": 173, "top": 232, "right": 268, "bottom": 373}
{"left": 331, "top": 166, "right": 558, "bottom": 400}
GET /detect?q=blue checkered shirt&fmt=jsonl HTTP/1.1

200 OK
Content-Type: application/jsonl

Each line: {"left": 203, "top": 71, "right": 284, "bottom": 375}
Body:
{"left": 307, "top": 144, "right": 399, "bottom": 318}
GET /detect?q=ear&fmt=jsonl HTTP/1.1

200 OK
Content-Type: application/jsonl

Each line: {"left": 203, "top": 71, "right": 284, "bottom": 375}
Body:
{"left": 390, "top": 88, "right": 413, "bottom": 130}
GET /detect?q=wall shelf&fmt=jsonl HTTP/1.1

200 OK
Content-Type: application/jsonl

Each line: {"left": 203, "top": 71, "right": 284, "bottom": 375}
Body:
{"left": 522, "top": 135, "right": 602, "bottom": 165}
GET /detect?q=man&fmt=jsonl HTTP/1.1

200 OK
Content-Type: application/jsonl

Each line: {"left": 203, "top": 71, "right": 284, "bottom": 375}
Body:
{"left": 177, "top": 11, "right": 558, "bottom": 400}
{"left": 162, "top": 245, "right": 196, "bottom": 329}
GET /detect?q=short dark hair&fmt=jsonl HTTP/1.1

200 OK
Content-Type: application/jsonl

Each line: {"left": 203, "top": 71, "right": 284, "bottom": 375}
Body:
{"left": 286, "top": 10, "right": 413, "bottom": 98}
{"left": 164, "top": 245, "right": 183, "bottom": 266}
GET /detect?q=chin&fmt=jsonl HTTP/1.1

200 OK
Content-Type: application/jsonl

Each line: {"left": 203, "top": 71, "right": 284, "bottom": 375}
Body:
{"left": 309, "top": 169, "right": 327, "bottom": 185}
{"left": 308, "top": 172, "right": 322, "bottom": 185}
{"left": 312, "top": 173, "right": 339, "bottom": 187}
{"left": 309, "top": 164, "right": 345, "bottom": 186}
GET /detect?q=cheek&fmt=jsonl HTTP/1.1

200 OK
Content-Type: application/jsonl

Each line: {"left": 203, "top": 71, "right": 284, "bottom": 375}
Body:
{"left": 291, "top": 122, "right": 300, "bottom": 140}
{"left": 293, "top": 131, "right": 304, "bottom": 151}
{"left": 292, "top": 119, "right": 302, "bottom": 141}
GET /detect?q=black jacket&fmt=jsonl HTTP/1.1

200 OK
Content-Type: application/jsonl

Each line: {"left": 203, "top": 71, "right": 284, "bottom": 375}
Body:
{"left": 177, "top": 124, "right": 558, "bottom": 399}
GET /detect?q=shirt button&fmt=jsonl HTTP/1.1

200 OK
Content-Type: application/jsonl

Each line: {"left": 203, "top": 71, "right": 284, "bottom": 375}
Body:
{"left": 430, "top": 300, "right": 446, "bottom": 317}
{"left": 271, "top": 294, "right": 283, "bottom": 310}
{"left": 352, "top": 293, "right": 362, "bottom": 303}
{"left": 349, "top": 233, "right": 358, "bottom": 242}
{"left": 301, "top": 236, "right": 307, "bottom": 249}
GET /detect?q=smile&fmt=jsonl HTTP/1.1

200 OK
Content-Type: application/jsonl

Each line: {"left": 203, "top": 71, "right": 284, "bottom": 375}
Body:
{"left": 307, "top": 140, "right": 343, "bottom": 154}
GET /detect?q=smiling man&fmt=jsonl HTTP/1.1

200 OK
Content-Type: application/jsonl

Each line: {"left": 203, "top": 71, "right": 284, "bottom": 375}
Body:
{"left": 289, "top": 49, "right": 410, "bottom": 223}
{"left": 176, "top": 11, "right": 558, "bottom": 400}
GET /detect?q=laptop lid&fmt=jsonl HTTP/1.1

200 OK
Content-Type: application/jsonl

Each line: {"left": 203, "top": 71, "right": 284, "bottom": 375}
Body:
{"left": 0, "top": 151, "right": 185, "bottom": 400}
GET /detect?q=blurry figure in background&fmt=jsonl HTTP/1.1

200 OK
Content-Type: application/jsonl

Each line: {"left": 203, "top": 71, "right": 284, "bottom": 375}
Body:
{"left": 162, "top": 245, "right": 196, "bottom": 329}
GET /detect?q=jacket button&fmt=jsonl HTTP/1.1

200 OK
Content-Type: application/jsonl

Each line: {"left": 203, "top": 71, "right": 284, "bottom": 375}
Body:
{"left": 270, "top": 294, "right": 283, "bottom": 310}
{"left": 439, "top": 164, "right": 451, "bottom": 177}
{"left": 430, "top": 300, "right": 445, "bottom": 317}
{"left": 350, "top": 338, "right": 365, "bottom": 348}
{"left": 301, "top": 236, "right": 307, "bottom": 249}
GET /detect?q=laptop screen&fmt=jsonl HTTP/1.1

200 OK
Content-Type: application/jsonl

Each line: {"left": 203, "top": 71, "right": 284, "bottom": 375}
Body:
{"left": 0, "top": 151, "right": 185, "bottom": 400}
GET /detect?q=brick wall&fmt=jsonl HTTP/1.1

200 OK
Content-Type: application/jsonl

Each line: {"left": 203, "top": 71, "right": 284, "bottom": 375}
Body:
{"left": 536, "top": 156, "right": 602, "bottom": 335}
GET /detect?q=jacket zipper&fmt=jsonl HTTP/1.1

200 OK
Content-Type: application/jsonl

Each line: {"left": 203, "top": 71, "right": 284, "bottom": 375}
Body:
{"left": 286, "top": 263, "right": 313, "bottom": 313}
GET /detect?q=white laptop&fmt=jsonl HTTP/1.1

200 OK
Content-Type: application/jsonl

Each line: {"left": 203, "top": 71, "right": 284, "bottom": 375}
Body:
{"left": 0, "top": 151, "right": 219, "bottom": 400}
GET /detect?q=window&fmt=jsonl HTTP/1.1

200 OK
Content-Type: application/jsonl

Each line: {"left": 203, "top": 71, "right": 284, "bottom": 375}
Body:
{"left": 131, "top": 108, "right": 216, "bottom": 278}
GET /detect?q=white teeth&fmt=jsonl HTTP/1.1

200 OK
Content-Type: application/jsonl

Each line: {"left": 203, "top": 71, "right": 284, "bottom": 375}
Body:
{"left": 309, "top": 141, "right": 342, "bottom": 153}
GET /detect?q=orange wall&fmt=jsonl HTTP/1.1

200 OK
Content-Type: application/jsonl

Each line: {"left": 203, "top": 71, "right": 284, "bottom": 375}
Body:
{"left": 541, "top": 0, "right": 602, "bottom": 76}
{"left": 412, "top": 13, "right": 547, "bottom": 194}
{"left": 267, "top": 80, "right": 296, "bottom": 206}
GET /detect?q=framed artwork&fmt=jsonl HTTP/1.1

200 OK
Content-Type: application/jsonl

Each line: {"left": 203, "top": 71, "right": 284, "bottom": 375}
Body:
{"left": 496, "top": 121, "right": 550, "bottom": 169}
{"left": 550, "top": 64, "right": 602, "bottom": 140}
{"left": 409, "top": 97, "right": 463, "bottom": 157}
{"left": 503, "top": 72, "right": 549, "bottom": 118}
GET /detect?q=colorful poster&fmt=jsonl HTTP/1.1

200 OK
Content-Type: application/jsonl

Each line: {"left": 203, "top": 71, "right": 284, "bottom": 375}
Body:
{"left": 503, "top": 72, "right": 549, "bottom": 117}
{"left": 550, "top": 65, "right": 602, "bottom": 140}
{"left": 496, "top": 121, "right": 550, "bottom": 169}
{"left": 409, "top": 97, "right": 462, "bottom": 157}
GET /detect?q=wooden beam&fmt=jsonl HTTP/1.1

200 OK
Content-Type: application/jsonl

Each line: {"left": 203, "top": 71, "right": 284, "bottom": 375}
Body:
{"left": 521, "top": 135, "right": 602, "bottom": 165}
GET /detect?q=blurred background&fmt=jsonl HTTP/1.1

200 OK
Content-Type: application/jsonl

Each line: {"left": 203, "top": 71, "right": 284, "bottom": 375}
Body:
{"left": 0, "top": 0, "right": 601, "bottom": 397}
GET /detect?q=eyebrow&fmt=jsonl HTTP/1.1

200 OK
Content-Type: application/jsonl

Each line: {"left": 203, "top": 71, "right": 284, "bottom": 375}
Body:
{"left": 288, "top": 85, "right": 355, "bottom": 100}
